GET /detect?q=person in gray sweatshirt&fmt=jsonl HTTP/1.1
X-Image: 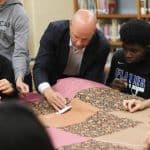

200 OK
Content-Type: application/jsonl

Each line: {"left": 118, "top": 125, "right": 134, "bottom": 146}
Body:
{"left": 0, "top": 0, "right": 32, "bottom": 95}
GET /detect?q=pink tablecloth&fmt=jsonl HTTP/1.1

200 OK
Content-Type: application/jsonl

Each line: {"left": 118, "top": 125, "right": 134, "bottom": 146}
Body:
{"left": 20, "top": 77, "right": 106, "bottom": 102}
{"left": 47, "top": 127, "right": 90, "bottom": 149}
{"left": 52, "top": 77, "right": 106, "bottom": 99}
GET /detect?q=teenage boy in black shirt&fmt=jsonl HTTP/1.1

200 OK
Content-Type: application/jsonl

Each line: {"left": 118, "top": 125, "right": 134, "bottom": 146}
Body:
{"left": 106, "top": 19, "right": 150, "bottom": 148}
{"left": 106, "top": 19, "right": 150, "bottom": 99}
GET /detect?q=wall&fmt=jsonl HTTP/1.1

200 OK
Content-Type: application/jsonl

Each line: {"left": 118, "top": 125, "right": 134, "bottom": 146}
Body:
{"left": 23, "top": 0, "right": 74, "bottom": 58}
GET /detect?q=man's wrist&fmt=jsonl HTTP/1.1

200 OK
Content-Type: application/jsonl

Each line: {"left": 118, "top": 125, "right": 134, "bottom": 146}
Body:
{"left": 38, "top": 82, "right": 51, "bottom": 94}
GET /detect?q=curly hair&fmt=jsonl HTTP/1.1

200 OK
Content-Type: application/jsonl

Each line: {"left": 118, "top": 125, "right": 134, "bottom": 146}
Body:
{"left": 120, "top": 19, "right": 150, "bottom": 47}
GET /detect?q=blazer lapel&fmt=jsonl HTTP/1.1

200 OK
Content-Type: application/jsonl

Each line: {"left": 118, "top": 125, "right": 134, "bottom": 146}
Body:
{"left": 58, "top": 32, "right": 70, "bottom": 73}
{"left": 79, "top": 34, "right": 98, "bottom": 76}
{"left": 79, "top": 44, "right": 95, "bottom": 76}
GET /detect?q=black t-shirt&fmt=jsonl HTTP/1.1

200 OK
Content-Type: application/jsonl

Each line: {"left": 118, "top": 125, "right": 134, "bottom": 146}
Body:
{"left": 106, "top": 49, "right": 150, "bottom": 99}
{"left": 0, "top": 55, "right": 17, "bottom": 98}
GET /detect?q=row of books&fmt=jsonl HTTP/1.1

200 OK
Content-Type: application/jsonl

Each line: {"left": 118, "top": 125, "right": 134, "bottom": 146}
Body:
{"left": 99, "top": 19, "right": 150, "bottom": 42}
{"left": 97, "top": 0, "right": 117, "bottom": 14}
{"left": 140, "top": 0, "right": 150, "bottom": 14}
{"left": 77, "top": 0, "right": 97, "bottom": 12}
{"left": 98, "top": 19, "right": 121, "bottom": 41}
{"left": 77, "top": 0, "right": 117, "bottom": 14}
{"left": 77, "top": 0, "right": 150, "bottom": 15}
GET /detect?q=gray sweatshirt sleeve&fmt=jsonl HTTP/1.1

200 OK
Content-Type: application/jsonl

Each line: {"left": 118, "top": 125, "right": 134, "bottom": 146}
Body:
{"left": 12, "top": 5, "right": 30, "bottom": 80}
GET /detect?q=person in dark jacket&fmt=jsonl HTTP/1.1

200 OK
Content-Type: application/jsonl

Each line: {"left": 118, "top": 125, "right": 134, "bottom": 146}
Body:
{"left": 33, "top": 9, "right": 110, "bottom": 110}
{"left": 106, "top": 19, "right": 150, "bottom": 99}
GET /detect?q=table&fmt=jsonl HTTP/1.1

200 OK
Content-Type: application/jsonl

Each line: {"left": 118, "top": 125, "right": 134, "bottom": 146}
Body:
{"left": 24, "top": 77, "right": 150, "bottom": 150}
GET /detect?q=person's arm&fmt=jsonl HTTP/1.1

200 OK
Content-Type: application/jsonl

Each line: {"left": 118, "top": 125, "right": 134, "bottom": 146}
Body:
{"left": 37, "top": 82, "right": 67, "bottom": 110}
{"left": 94, "top": 30, "right": 110, "bottom": 83}
{"left": 123, "top": 99, "right": 150, "bottom": 113}
{"left": 12, "top": 6, "right": 30, "bottom": 93}
{"left": 82, "top": 30, "right": 110, "bottom": 83}
{"left": 33, "top": 22, "right": 67, "bottom": 110}
{"left": 105, "top": 50, "right": 127, "bottom": 91}
{"left": 111, "top": 78, "right": 127, "bottom": 91}
{"left": 105, "top": 52, "right": 117, "bottom": 86}
{"left": 33, "top": 22, "right": 58, "bottom": 88}
{"left": 0, "top": 79, "right": 14, "bottom": 96}
{"left": 0, "top": 55, "right": 16, "bottom": 96}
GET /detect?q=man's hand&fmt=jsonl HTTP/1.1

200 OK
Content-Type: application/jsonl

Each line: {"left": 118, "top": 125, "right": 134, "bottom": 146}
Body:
{"left": 43, "top": 87, "right": 67, "bottom": 111}
{"left": 16, "top": 76, "right": 29, "bottom": 94}
{"left": 123, "top": 99, "right": 146, "bottom": 113}
{"left": 111, "top": 78, "right": 127, "bottom": 91}
{"left": 0, "top": 79, "right": 14, "bottom": 95}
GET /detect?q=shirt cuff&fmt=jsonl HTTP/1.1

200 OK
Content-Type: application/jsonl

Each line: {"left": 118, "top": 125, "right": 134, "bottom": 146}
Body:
{"left": 38, "top": 82, "right": 51, "bottom": 94}
{"left": 15, "top": 72, "right": 24, "bottom": 81}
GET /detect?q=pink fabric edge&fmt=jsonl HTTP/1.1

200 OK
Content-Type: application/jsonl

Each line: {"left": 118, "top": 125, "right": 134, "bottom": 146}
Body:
{"left": 47, "top": 127, "right": 90, "bottom": 148}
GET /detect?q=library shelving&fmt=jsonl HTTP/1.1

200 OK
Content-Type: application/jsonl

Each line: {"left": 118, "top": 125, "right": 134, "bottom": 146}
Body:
{"left": 74, "top": 0, "right": 150, "bottom": 47}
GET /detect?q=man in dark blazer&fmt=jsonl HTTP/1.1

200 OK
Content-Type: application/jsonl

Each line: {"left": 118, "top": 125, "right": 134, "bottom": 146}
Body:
{"left": 33, "top": 9, "right": 110, "bottom": 110}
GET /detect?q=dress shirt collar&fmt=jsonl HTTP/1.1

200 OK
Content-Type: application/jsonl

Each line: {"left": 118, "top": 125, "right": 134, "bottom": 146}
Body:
{"left": 69, "top": 39, "right": 85, "bottom": 53}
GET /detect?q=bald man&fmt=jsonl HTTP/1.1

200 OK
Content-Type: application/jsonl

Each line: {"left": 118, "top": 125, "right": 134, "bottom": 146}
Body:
{"left": 33, "top": 9, "right": 110, "bottom": 110}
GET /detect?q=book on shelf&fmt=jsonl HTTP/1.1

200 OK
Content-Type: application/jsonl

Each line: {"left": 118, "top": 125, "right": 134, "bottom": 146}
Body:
{"left": 140, "top": 0, "right": 147, "bottom": 14}
{"left": 78, "top": 0, "right": 87, "bottom": 9}
{"left": 108, "top": 0, "right": 117, "bottom": 14}
{"left": 77, "top": 0, "right": 97, "bottom": 13}
{"left": 99, "top": 19, "right": 120, "bottom": 42}
{"left": 87, "top": 0, "right": 97, "bottom": 12}
{"left": 140, "top": 0, "right": 150, "bottom": 14}
{"left": 111, "top": 19, "right": 120, "bottom": 41}
{"left": 97, "top": 0, "right": 117, "bottom": 14}
{"left": 148, "top": 0, "right": 150, "bottom": 13}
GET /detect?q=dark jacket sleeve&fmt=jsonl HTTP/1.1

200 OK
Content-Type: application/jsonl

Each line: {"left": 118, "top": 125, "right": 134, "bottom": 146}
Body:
{"left": 33, "top": 22, "right": 58, "bottom": 88}
{"left": 106, "top": 51, "right": 120, "bottom": 86}
{"left": 80, "top": 29, "right": 110, "bottom": 83}
{"left": 96, "top": 30, "right": 111, "bottom": 82}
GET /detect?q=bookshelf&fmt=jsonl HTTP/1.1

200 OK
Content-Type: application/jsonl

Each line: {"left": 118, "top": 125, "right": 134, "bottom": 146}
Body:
{"left": 74, "top": 0, "right": 150, "bottom": 47}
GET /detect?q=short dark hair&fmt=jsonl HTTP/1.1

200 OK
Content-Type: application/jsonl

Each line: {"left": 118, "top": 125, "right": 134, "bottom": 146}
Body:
{"left": 120, "top": 19, "right": 150, "bottom": 47}
{"left": 0, "top": 102, "right": 54, "bottom": 150}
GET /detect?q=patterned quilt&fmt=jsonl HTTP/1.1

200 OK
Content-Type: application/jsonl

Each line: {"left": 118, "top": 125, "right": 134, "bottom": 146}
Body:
{"left": 29, "top": 87, "right": 150, "bottom": 150}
